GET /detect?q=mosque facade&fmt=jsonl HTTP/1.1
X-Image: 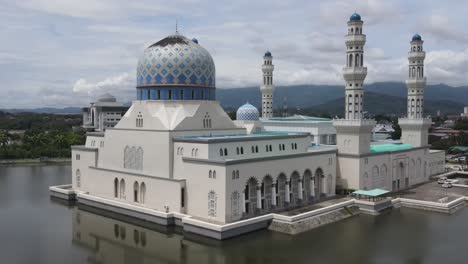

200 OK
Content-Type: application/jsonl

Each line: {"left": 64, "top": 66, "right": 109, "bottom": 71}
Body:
{"left": 63, "top": 13, "right": 445, "bottom": 238}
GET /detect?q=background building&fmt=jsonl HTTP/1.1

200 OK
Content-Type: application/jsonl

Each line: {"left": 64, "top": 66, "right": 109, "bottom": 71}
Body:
{"left": 82, "top": 93, "right": 129, "bottom": 132}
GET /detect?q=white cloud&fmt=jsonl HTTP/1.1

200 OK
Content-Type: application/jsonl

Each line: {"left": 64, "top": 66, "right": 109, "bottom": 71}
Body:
{"left": 73, "top": 72, "right": 133, "bottom": 95}
{"left": 422, "top": 14, "right": 468, "bottom": 43}
{"left": 0, "top": 0, "right": 467, "bottom": 108}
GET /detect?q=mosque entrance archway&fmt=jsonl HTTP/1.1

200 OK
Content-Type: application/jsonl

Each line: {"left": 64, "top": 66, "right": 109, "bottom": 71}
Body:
{"left": 244, "top": 177, "right": 258, "bottom": 216}
{"left": 315, "top": 168, "right": 324, "bottom": 198}
{"left": 290, "top": 171, "right": 300, "bottom": 207}
{"left": 276, "top": 173, "right": 287, "bottom": 209}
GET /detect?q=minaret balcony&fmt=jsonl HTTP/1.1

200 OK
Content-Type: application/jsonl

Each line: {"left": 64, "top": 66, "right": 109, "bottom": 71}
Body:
{"left": 345, "top": 34, "right": 366, "bottom": 44}
{"left": 262, "top": 65, "right": 274, "bottom": 71}
{"left": 406, "top": 78, "right": 426, "bottom": 87}
{"left": 343, "top": 67, "right": 367, "bottom": 80}
{"left": 408, "top": 51, "right": 426, "bottom": 59}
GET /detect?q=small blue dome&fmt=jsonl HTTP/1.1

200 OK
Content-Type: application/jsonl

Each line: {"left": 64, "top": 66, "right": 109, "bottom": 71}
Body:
{"left": 350, "top": 12, "right": 361, "bottom": 21}
{"left": 264, "top": 51, "right": 272, "bottom": 57}
{"left": 412, "top": 34, "right": 422, "bottom": 41}
{"left": 236, "top": 103, "right": 259, "bottom": 121}
{"left": 192, "top": 38, "right": 198, "bottom": 44}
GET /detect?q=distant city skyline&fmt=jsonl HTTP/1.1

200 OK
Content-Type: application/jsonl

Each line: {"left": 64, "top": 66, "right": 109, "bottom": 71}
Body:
{"left": 1, "top": 0, "right": 468, "bottom": 108}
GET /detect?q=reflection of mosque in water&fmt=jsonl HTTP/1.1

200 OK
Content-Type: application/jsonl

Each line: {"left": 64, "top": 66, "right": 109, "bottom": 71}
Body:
{"left": 72, "top": 206, "right": 227, "bottom": 264}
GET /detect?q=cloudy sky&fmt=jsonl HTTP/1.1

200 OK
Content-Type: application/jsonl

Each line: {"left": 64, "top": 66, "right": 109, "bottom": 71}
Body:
{"left": 0, "top": 0, "right": 467, "bottom": 108}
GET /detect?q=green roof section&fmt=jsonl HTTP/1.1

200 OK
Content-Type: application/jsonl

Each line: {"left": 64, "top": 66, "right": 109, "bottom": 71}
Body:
{"left": 370, "top": 143, "right": 413, "bottom": 153}
{"left": 268, "top": 115, "right": 332, "bottom": 122}
{"left": 353, "top": 189, "right": 389, "bottom": 197}
{"left": 450, "top": 146, "right": 468, "bottom": 152}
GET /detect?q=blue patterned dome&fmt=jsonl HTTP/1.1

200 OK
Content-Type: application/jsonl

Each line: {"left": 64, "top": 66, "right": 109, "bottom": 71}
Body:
{"left": 350, "top": 12, "right": 361, "bottom": 21}
{"left": 412, "top": 34, "right": 422, "bottom": 41}
{"left": 264, "top": 51, "right": 272, "bottom": 57}
{"left": 136, "top": 34, "right": 216, "bottom": 100}
{"left": 236, "top": 103, "right": 259, "bottom": 121}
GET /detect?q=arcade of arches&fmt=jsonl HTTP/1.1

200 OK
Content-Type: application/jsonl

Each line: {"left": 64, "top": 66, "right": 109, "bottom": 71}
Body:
{"left": 241, "top": 168, "right": 331, "bottom": 216}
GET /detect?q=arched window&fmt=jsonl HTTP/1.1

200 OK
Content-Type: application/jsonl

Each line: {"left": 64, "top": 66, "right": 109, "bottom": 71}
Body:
{"left": 140, "top": 182, "right": 146, "bottom": 203}
{"left": 251, "top": 146, "right": 255, "bottom": 153}
{"left": 232, "top": 171, "right": 236, "bottom": 179}
{"left": 168, "top": 90, "right": 172, "bottom": 99}
{"left": 255, "top": 146, "right": 258, "bottom": 153}
{"left": 136, "top": 147, "right": 143, "bottom": 171}
{"left": 417, "top": 67, "right": 421, "bottom": 78}
{"left": 224, "top": 148, "right": 228, "bottom": 156}
{"left": 412, "top": 67, "right": 415, "bottom": 77}
{"left": 191, "top": 89, "right": 195, "bottom": 99}
{"left": 147, "top": 89, "right": 150, "bottom": 99}
{"left": 134, "top": 229, "right": 140, "bottom": 245}
{"left": 209, "top": 170, "right": 212, "bottom": 178}
{"left": 133, "top": 181, "right": 139, "bottom": 202}
{"left": 361, "top": 54, "right": 363, "bottom": 66}
{"left": 355, "top": 54, "right": 360, "bottom": 67}
{"left": 114, "top": 178, "right": 119, "bottom": 198}
{"left": 76, "top": 169, "right": 81, "bottom": 188}
{"left": 180, "top": 89, "right": 184, "bottom": 99}
{"left": 208, "top": 191, "right": 217, "bottom": 217}
{"left": 269, "top": 145, "right": 272, "bottom": 152}
{"left": 349, "top": 54, "right": 353, "bottom": 67}
{"left": 220, "top": 148, "right": 223, "bottom": 156}
{"left": 120, "top": 179, "right": 126, "bottom": 199}
{"left": 124, "top": 146, "right": 130, "bottom": 168}
{"left": 213, "top": 171, "right": 216, "bottom": 179}
{"left": 240, "top": 147, "right": 244, "bottom": 154}
{"left": 236, "top": 147, "right": 240, "bottom": 155}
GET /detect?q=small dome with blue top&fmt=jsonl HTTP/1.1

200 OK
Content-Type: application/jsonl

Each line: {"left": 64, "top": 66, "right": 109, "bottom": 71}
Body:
{"left": 350, "top": 12, "right": 361, "bottom": 21}
{"left": 192, "top": 38, "right": 198, "bottom": 44}
{"left": 264, "top": 51, "right": 272, "bottom": 57}
{"left": 236, "top": 102, "right": 259, "bottom": 121}
{"left": 412, "top": 34, "right": 422, "bottom": 41}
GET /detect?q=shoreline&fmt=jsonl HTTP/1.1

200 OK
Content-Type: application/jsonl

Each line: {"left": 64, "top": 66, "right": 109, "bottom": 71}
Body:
{"left": 0, "top": 158, "right": 71, "bottom": 167}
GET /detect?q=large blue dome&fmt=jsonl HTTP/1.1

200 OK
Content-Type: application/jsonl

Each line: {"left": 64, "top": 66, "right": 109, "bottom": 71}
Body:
{"left": 412, "top": 34, "right": 422, "bottom": 41}
{"left": 236, "top": 103, "right": 259, "bottom": 121}
{"left": 136, "top": 34, "right": 216, "bottom": 100}
{"left": 350, "top": 12, "right": 361, "bottom": 21}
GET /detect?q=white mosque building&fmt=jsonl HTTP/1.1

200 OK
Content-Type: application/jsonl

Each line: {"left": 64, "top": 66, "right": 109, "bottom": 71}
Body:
{"left": 56, "top": 13, "right": 445, "bottom": 239}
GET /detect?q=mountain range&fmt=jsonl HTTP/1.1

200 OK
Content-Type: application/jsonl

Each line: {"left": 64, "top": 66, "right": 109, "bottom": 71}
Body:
{"left": 1, "top": 82, "right": 467, "bottom": 116}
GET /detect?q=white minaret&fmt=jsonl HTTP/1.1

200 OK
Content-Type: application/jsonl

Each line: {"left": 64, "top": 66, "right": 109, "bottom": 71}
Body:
{"left": 333, "top": 13, "right": 375, "bottom": 156}
{"left": 260, "top": 51, "right": 274, "bottom": 119}
{"left": 343, "top": 14, "right": 366, "bottom": 120}
{"left": 399, "top": 34, "right": 431, "bottom": 147}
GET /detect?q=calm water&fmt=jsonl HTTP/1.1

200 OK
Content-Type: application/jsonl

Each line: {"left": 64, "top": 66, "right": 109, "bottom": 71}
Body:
{"left": 1, "top": 165, "right": 468, "bottom": 264}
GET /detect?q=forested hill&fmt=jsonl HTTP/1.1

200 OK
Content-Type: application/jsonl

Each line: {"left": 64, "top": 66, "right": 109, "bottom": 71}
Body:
{"left": 1, "top": 82, "right": 467, "bottom": 115}
{"left": 216, "top": 82, "right": 468, "bottom": 113}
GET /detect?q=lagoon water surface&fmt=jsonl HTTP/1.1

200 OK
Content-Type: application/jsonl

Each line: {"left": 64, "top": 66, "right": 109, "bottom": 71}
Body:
{"left": 1, "top": 165, "right": 467, "bottom": 264}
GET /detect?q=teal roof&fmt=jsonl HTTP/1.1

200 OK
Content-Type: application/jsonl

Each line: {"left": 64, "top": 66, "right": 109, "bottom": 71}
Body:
{"left": 450, "top": 146, "right": 468, "bottom": 152}
{"left": 268, "top": 115, "right": 332, "bottom": 122}
{"left": 353, "top": 189, "right": 389, "bottom": 197}
{"left": 370, "top": 143, "right": 413, "bottom": 153}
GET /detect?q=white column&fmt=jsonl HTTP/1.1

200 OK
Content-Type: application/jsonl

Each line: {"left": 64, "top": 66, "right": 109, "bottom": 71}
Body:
{"left": 271, "top": 184, "right": 277, "bottom": 206}
{"left": 285, "top": 181, "right": 290, "bottom": 203}
{"left": 311, "top": 177, "right": 315, "bottom": 197}
{"left": 241, "top": 191, "right": 246, "bottom": 213}
{"left": 298, "top": 179, "right": 303, "bottom": 200}
{"left": 256, "top": 187, "right": 262, "bottom": 209}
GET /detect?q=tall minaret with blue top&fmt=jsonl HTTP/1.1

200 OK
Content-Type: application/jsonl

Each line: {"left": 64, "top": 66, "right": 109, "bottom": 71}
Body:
{"left": 260, "top": 51, "right": 274, "bottom": 119}
{"left": 333, "top": 13, "right": 375, "bottom": 155}
{"left": 399, "top": 34, "right": 431, "bottom": 147}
